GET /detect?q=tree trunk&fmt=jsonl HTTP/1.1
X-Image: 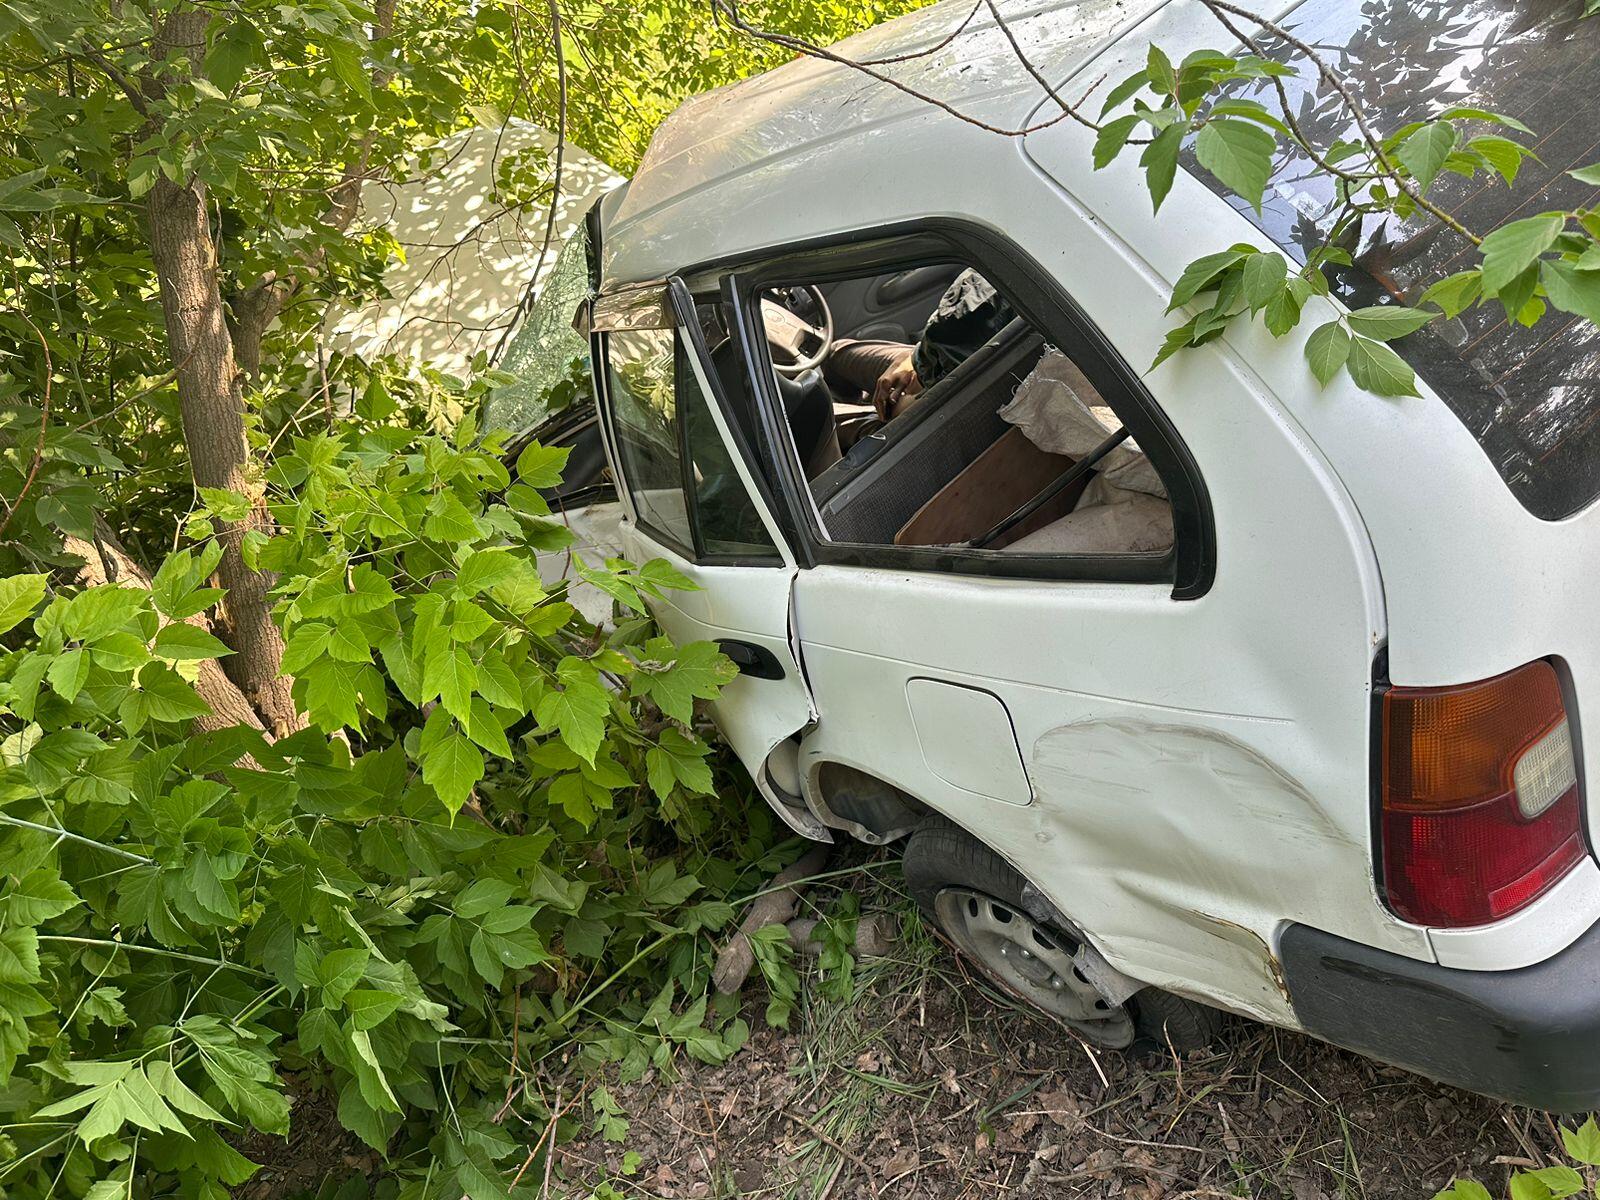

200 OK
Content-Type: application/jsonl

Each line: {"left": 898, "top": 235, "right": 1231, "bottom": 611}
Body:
{"left": 63, "top": 518, "right": 267, "bottom": 737}
{"left": 145, "top": 8, "right": 301, "bottom": 736}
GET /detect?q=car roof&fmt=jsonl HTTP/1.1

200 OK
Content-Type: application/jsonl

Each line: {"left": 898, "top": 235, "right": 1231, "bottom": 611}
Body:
{"left": 600, "top": 0, "right": 1164, "bottom": 284}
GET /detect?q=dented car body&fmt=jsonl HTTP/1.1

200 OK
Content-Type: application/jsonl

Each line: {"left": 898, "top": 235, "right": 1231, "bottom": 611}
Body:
{"left": 548, "top": 0, "right": 1600, "bottom": 1109}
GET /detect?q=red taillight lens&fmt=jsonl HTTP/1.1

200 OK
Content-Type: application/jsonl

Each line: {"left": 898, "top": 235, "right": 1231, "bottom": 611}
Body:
{"left": 1381, "top": 660, "right": 1586, "bottom": 927}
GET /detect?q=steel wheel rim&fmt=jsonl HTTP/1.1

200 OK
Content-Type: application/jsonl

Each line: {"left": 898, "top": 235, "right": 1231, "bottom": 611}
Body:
{"left": 934, "top": 887, "right": 1135, "bottom": 1048}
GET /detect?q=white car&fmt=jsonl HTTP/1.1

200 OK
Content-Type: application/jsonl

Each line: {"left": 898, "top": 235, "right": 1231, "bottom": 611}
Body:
{"left": 513, "top": 0, "right": 1600, "bottom": 1109}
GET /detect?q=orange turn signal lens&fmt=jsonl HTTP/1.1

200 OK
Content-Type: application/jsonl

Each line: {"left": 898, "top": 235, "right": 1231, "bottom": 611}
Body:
{"left": 1380, "top": 660, "right": 1585, "bottom": 928}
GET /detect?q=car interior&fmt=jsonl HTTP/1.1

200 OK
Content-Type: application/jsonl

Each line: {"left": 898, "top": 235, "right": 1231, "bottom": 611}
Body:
{"left": 736, "top": 263, "right": 1176, "bottom": 557}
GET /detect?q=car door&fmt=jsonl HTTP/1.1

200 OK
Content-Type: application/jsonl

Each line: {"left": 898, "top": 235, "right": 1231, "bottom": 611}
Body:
{"left": 588, "top": 279, "right": 819, "bottom": 832}
{"left": 718, "top": 220, "right": 1409, "bottom": 1024}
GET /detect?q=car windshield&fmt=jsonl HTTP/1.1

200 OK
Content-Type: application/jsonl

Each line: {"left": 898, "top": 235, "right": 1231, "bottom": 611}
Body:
{"left": 481, "top": 230, "right": 593, "bottom": 440}
{"left": 1184, "top": 0, "right": 1600, "bottom": 520}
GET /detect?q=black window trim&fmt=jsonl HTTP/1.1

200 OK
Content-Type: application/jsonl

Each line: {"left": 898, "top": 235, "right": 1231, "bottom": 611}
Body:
{"left": 682, "top": 218, "right": 1216, "bottom": 599}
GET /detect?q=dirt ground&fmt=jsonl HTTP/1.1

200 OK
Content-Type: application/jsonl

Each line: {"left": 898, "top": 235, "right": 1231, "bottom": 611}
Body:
{"left": 555, "top": 871, "right": 1571, "bottom": 1200}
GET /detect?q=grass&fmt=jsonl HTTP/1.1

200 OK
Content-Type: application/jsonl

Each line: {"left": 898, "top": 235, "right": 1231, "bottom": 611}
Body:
{"left": 553, "top": 850, "right": 1551, "bottom": 1200}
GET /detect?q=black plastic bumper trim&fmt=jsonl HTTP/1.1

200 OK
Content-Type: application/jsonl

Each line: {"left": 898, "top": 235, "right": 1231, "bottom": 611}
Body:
{"left": 1281, "top": 919, "right": 1600, "bottom": 1112}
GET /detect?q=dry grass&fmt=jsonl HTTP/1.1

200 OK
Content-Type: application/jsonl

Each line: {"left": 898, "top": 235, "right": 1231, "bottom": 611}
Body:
{"left": 553, "top": 850, "right": 1583, "bottom": 1200}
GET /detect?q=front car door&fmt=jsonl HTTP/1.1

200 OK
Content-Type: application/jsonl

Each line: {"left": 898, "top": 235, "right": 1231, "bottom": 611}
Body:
{"left": 587, "top": 280, "right": 821, "bottom": 836}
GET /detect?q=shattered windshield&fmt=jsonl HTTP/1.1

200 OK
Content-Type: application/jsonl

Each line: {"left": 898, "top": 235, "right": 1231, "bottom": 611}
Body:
{"left": 1185, "top": 0, "right": 1600, "bottom": 520}
{"left": 481, "top": 230, "right": 593, "bottom": 440}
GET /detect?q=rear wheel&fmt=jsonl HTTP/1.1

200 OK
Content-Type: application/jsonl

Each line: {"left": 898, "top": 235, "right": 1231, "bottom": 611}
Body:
{"left": 903, "top": 820, "right": 1223, "bottom": 1051}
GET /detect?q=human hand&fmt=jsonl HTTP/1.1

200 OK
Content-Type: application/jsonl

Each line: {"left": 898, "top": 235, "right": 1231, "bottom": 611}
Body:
{"left": 872, "top": 355, "right": 922, "bottom": 419}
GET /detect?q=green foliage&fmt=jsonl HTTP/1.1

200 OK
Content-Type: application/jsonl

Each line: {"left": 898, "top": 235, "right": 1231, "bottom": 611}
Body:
{"left": 501, "top": 0, "right": 934, "bottom": 174}
{"left": 1094, "top": 38, "right": 1600, "bottom": 399}
{"left": 0, "top": 412, "right": 804, "bottom": 1195}
{"left": 1436, "top": 1118, "right": 1600, "bottom": 1200}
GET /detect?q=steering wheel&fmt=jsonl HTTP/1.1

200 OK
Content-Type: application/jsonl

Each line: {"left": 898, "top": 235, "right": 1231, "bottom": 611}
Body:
{"left": 765, "top": 285, "right": 835, "bottom": 377}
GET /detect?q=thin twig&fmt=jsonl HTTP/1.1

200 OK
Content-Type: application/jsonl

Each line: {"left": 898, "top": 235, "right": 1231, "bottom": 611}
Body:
{"left": 1197, "top": 0, "right": 1482, "bottom": 246}
{"left": 711, "top": 0, "right": 1089, "bottom": 139}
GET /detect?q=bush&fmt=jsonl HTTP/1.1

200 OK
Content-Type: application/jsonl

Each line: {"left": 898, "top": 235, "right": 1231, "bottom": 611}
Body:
{"left": 0, "top": 410, "right": 789, "bottom": 1197}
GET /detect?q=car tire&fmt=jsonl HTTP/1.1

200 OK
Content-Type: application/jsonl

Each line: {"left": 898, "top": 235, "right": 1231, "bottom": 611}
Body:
{"left": 903, "top": 819, "right": 1224, "bottom": 1052}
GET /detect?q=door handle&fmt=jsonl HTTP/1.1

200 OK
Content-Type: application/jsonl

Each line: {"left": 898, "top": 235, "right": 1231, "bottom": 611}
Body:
{"left": 717, "top": 639, "right": 786, "bottom": 680}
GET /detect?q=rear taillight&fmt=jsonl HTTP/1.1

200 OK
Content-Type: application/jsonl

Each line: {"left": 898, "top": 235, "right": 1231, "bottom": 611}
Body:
{"left": 1380, "top": 660, "right": 1586, "bottom": 928}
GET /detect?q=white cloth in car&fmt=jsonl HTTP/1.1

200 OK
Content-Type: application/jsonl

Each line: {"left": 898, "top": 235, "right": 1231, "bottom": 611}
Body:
{"left": 997, "top": 351, "right": 1174, "bottom": 554}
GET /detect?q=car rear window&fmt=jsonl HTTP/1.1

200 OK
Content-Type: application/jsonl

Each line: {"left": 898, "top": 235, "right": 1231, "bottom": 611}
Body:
{"left": 1184, "top": 0, "right": 1600, "bottom": 520}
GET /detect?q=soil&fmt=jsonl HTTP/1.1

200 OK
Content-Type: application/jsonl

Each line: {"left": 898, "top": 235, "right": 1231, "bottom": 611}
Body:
{"left": 554, "top": 890, "right": 1564, "bottom": 1200}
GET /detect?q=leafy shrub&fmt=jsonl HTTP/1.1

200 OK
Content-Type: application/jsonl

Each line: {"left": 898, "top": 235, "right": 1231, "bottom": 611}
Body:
{"left": 0, "top": 410, "right": 790, "bottom": 1197}
{"left": 1435, "top": 1117, "right": 1600, "bottom": 1200}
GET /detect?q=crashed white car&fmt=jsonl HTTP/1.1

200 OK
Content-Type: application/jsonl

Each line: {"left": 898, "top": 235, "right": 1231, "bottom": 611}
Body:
{"left": 502, "top": 0, "right": 1600, "bottom": 1109}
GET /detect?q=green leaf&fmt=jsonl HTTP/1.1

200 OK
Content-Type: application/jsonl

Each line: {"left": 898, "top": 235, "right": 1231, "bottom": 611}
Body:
{"left": 1263, "top": 275, "right": 1311, "bottom": 336}
{"left": 455, "top": 878, "right": 515, "bottom": 919}
{"left": 0, "top": 574, "right": 47, "bottom": 636}
{"left": 455, "top": 548, "right": 522, "bottom": 597}
{"left": 1303, "top": 321, "right": 1351, "bottom": 386}
{"left": 63, "top": 586, "right": 145, "bottom": 643}
{"left": 1561, "top": 1117, "right": 1600, "bottom": 1165}
{"left": 420, "top": 719, "right": 485, "bottom": 815}
{"left": 425, "top": 644, "right": 478, "bottom": 721}
{"left": 1397, "top": 122, "right": 1457, "bottom": 192}
{"left": 137, "top": 662, "right": 212, "bottom": 723}
{"left": 1345, "top": 336, "right": 1421, "bottom": 398}
{"left": 146, "top": 1060, "right": 226, "bottom": 1122}
{"left": 1206, "top": 98, "right": 1291, "bottom": 137}
{"left": 464, "top": 696, "right": 513, "bottom": 759}
{"left": 514, "top": 442, "right": 572, "bottom": 489}
{"left": 326, "top": 38, "right": 371, "bottom": 96}
{"left": 1139, "top": 124, "right": 1184, "bottom": 214}
{"left": 1241, "top": 252, "right": 1287, "bottom": 312}
{"left": 630, "top": 640, "right": 737, "bottom": 724}
{"left": 0, "top": 867, "right": 81, "bottom": 923}
{"left": 1345, "top": 305, "right": 1436, "bottom": 341}
{"left": 643, "top": 862, "right": 702, "bottom": 907}
{"left": 1433, "top": 1181, "right": 1493, "bottom": 1200}
{"left": 318, "top": 947, "right": 369, "bottom": 1006}
{"left": 1195, "top": 119, "right": 1276, "bottom": 210}
{"left": 1540, "top": 259, "right": 1600, "bottom": 325}
{"left": 46, "top": 649, "right": 90, "bottom": 702}
{"left": 1437, "top": 105, "right": 1532, "bottom": 133}
{"left": 153, "top": 623, "right": 232, "bottom": 661}
{"left": 1465, "top": 135, "right": 1532, "bottom": 184}
{"left": 204, "top": 19, "right": 263, "bottom": 92}
{"left": 469, "top": 925, "right": 545, "bottom": 987}
{"left": 1092, "top": 114, "right": 1141, "bottom": 170}
{"left": 1146, "top": 44, "right": 1176, "bottom": 96}
{"left": 635, "top": 558, "right": 698, "bottom": 595}
{"left": 1099, "top": 67, "right": 1149, "bottom": 115}
{"left": 1526, "top": 1166, "right": 1584, "bottom": 1199}
{"left": 1479, "top": 212, "right": 1565, "bottom": 295}
{"left": 1420, "top": 269, "right": 1483, "bottom": 318}
{"left": 344, "top": 989, "right": 405, "bottom": 1030}
{"left": 0, "top": 928, "right": 41, "bottom": 982}
{"left": 535, "top": 673, "right": 610, "bottom": 765}
{"left": 1569, "top": 162, "right": 1600, "bottom": 185}
{"left": 1167, "top": 249, "right": 1248, "bottom": 312}
{"left": 150, "top": 544, "right": 224, "bottom": 619}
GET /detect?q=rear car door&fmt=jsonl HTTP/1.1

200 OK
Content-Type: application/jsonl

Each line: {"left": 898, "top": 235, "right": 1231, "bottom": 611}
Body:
{"left": 588, "top": 280, "right": 818, "bottom": 831}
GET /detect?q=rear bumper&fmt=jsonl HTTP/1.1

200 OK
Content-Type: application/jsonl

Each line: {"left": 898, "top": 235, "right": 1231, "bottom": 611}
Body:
{"left": 1280, "top": 919, "right": 1600, "bottom": 1112}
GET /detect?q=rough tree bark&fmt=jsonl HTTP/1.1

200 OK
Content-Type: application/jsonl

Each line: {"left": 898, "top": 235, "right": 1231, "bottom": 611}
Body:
{"left": 144, "top": 8, "right": 301, "bottom": 735}
{"left": 62, "top": 518, "right": 267, "bottom": 737}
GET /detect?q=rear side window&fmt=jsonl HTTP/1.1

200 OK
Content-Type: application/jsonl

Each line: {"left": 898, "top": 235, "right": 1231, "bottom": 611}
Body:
{"left": 1185, "top": 0, "right": 1600, "bottom": 520}
{"left": 602, "top": 320, "right": 779, "bottom": 562}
